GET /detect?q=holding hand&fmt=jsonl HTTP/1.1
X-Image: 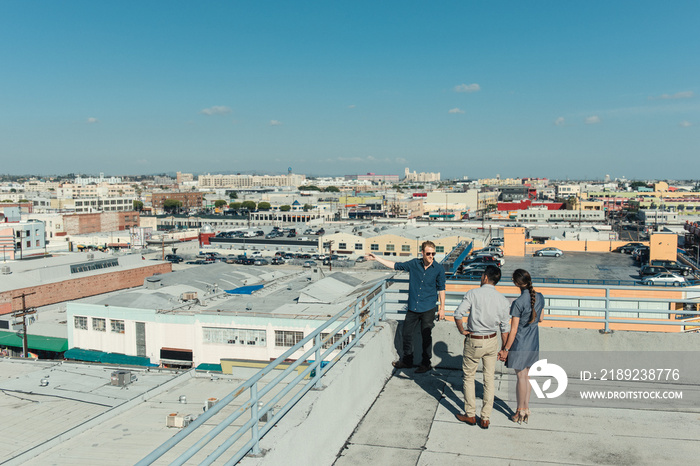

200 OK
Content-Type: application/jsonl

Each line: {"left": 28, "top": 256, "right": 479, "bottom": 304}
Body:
{"left": 497, "top": 349, "right": 508, "bottom": 361}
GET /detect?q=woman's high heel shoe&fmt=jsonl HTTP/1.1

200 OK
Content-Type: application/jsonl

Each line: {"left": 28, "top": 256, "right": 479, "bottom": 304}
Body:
{"left": 522, "top": 409, "right": 530, "bottom": 424}
{"left": 511, "top": 410, "right": 525, "bottom": 424}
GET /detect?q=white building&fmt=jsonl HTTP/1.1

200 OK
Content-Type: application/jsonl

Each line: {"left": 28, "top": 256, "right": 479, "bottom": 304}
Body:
{"left": 66, "top": 265, "right": 386, "bottom": 368}
{"left": 516, "top": 206, "right": 605, "bottom": 223}
{"left": 403, "top": 167, "right": 440, "bottom": 183}
{"left": 198, "top": 173, "right": 306, "bottom": 189}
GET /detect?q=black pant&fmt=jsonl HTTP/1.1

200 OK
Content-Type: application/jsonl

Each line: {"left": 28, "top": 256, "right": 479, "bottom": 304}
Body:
{"left": 401, "top": 307, "right": 436, "bottom": 367}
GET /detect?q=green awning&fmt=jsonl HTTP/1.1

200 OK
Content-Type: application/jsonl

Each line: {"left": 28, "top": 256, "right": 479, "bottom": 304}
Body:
{"left": 196, "top": 363, "right": 222, "bottom": 372}
{"left": 65, "top": 347, "right": 157, "bottom": 367}
{"left": 0, "top": 330, "right": 68, "bottom": 353}
{"left": 102, "top": 353, "right": 155, "bottom": 366}
{"left": 64, "top": 348, "right": 105, "bottom": 362}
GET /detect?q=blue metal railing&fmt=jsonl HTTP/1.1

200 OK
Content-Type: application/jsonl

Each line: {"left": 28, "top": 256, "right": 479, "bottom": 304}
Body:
{"left": 137, "top": 280, "right": 388, "bottom": 466}
{"left": 385, "top": 278, "right": 700, "bottom": 334}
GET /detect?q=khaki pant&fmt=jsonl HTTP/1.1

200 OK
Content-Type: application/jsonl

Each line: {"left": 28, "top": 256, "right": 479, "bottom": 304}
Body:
{"left": 462, "top": 335, "right": 499, "bottom": 420}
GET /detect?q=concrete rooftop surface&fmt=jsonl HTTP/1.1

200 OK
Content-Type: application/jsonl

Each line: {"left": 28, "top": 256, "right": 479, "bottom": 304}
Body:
{"left": 333, "top": 368, "right": 700, "bottom": 466}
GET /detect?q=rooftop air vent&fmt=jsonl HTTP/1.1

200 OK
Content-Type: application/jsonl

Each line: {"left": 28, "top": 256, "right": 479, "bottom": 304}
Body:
{"left": 181, "top": 291, "right": 198, "bottom": 301}
{"left": 1, "top": 266, "right": 10, "bottom": 275}
{"left": 86, "top": 253, "right": 94, "bottom": 260}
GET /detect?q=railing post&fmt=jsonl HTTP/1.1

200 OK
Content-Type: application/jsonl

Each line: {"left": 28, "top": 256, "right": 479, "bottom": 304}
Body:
{"left": 602, "top": 288, "right": 612, "bottom": 334}
{"left": 250, "top": 383, "right": 261, "bottom": 456}
{"left": 380, "top": 281, "right": 387, "bottom": 321}
{"left": 313, "top": 334, "right": 322, "bottom": 389}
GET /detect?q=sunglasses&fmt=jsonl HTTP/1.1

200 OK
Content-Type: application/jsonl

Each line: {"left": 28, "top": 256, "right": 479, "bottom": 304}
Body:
{"left": 424, "top": 252, "right": 436, "bottom": 256}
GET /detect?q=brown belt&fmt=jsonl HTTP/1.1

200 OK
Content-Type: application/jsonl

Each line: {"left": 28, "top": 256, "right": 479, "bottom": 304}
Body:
{"left": 469, "top": 333, "right": 497, "bottom": 339}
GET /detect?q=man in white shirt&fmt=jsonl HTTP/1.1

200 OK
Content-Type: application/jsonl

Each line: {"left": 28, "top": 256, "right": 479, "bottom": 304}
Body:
{"left": 453, "top": 265, "right": 510, "bottom": 429}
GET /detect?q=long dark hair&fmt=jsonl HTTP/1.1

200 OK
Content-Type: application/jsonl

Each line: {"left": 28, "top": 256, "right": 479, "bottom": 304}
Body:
{"left": 513, "top": 269, "right": 538, "bottom": 324}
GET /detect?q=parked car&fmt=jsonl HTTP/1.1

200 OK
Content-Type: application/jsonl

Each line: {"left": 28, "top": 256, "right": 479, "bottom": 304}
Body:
{"left": 642, "top": 272, "right": 686, "bottom": 286}
{"left": 271, "top": 257, "right": 285, "bottom": 265}
{"left": 186, "top": 259, "right": 213, "bottom": 265}
{"left": 472, "top": 247, "right": 504, "bottom": 258}
{"left": 534, "top": 247, "right": 563, "bottom": 257}
{"left": 463, "top": 255, "right": 503, "bottom": 267}
{"left": 164, "top": 254, "right": 184, "bottom": 263}
{"left": 640, "top": 265, "right": 669, "bottom": 277}
{"left": 489, "top": 238, "right": 504, "bottom": 247}
{"left": 355, "top": 256, "right": 367, "bottom": 263}
{"left": 239, "top": 258, "right": 255, "bottom": 265}
{"left": 649, "top": 260, "right": 692, "bottom": 276}
{"left": 253, "top": 258, "right": 269, "bottom": 266}
{"left": 316, "top": 228, "right": 325, "bottom": 235}
{"left": 303, "top": 260, "right": 317, "bottom": 268}
{"left": 461, "top": 262, "right": 492, "bottom": 272}
{"left": 616, "top": 242, "right": 645, "bottom": 254}
{"left": 287, "top": 231, "right": 296, "bottom": 237}
{"left": 456, "top": 269, "right": 485, "bottom": 280}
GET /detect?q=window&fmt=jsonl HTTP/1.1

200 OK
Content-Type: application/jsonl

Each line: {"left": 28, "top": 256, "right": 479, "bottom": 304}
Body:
{"left": 26, "top": 241, "right": 31, "bottom": 248}
{"left": 436, "top": 246, "right": 445, "bottom": 253}
{"left": 338, "top": 242, "right": 347, "bottom": 250}
{"left": 401, "top": 245, "right": 411, "bottom": 252}
{"left": 202, "top": 327, "right": 266, "bottom": 346}
{"left": 70, "top": 259, "right": 119, "bottom": 274}
{"left": 355, "top": 243, "right": 363, "bottom": 250}
{"left": 74, "top": 316, "right": 88, "bottom": 330}
{"left": 93, "top": 318, "right": 106, "bottom": 332}
{"left": 275, "top": 330, "right": 304, "bottom": 347}
{"left": 370, "top": 244, "right": 379, "bottom": 251}
{"left": 386, "top": 244, "right": 395, "bottom": 251}
{"left": 321, "top": 333, "right": 348, "bottom": 350}
{"left": 111, "top": 319, "right": 125, "bottom": 334}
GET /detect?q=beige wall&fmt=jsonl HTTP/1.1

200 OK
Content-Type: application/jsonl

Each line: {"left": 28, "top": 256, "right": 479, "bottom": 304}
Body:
{"left": 649, "top": 233, "right": 677, "bottom": 261}
{"left": 503, "top": 227, "right": 526, "bottom": 256}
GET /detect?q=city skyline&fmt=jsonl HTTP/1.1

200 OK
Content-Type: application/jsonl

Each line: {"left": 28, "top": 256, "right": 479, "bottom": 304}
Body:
{"left": 1, "top": 1, "right": 698, "bottom": 178}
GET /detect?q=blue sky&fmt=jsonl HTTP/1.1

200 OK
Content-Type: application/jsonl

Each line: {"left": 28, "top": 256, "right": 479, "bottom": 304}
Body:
{"left": 1, "top": 1, "right": 698, "bottom": 180}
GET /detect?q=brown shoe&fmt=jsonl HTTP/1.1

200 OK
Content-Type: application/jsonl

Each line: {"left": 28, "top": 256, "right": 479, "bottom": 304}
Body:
{"left": 415, "top": 364, "right": 432, "bottom": 374}
{"left": 392, "top": 360, "right": 412, "bottom": 369}
{"left": 456, "top": 414, "right": 477, "bottom": 425}
{"left": 479, "top": 418, "right": 490, "bottom": 429}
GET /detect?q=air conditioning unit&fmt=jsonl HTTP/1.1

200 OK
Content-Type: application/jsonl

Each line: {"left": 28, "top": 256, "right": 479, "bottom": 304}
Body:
{"left": 110, "top": 370, "right": 133, "bottom": 387}
{"left": 205, "top": 397, "right": 219, "bottom": 410}
{"left": 87, "top": 253, "right": 94, "bottom": 260}
{"left": 1, "top": 266, "right": 10, "bottom": 275}
{"left": 166, "top": 413, "right": 193, "bottom": 428}
{"left": 181, "top": 291, "right": 198, "bottom": 301}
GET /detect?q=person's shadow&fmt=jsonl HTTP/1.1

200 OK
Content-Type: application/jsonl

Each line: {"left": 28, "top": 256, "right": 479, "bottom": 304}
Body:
{"left": 392, "top": 324, "right": 514, "bottom": 420}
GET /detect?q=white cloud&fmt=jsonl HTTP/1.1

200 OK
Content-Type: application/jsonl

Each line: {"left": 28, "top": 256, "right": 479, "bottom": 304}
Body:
{"left": 200, "top": 106, "right": 232, "bottom": 116}
{"left": 454, "top": 83, "right": 481, "bottom": 93}
{"left": 554, "top": 117, "right": 565, "bottom": 126}
{"left": 448, "top": 107, "right": 465, "bottom": 114}
{"left": 680, "top": 120, "right": 692, "bottom": 127}
{"left": 86, "top": 117, "right": 99, "bottom": 124}
{"left": 650, "top": 91, "right": 694, "bottom": 100}
{"left": 269, "top": 120, "right": 283, "bottom": 126}
{"left": 585, "top": 115, "right": 601, "bottom": 125}
{"left": 348, "top": 105, "right": 356, "bottom": 109}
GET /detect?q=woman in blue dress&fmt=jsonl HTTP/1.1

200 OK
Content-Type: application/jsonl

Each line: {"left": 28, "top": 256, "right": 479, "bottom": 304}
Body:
{"left": 498, "top": 269, "right": 544, "bottom": 424}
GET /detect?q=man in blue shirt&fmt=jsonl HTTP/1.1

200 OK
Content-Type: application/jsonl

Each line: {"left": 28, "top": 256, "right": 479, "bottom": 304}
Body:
{"left": 368, "top": 240, "right": 446, "bottom": 373}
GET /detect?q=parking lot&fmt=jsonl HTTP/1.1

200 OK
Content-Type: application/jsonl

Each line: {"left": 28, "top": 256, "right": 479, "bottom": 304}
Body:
{"left": 491, "top": 251, "right": 644, "bottom": 283}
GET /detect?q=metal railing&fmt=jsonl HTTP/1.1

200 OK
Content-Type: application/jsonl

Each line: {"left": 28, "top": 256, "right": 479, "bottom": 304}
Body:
{"left": 384, "top": 278, "right": 700, "bottom": 334}
{"left": 139, "top": 276, "right": 699, "bottom": 465}
{"left": 137, "top": 280, "right": 389, "bottom": 466}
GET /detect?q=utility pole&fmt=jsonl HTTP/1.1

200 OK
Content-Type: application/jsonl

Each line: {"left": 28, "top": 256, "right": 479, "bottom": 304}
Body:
{"left": 327, "top": 240, "right": 334, "bottom": 272}
{"left": 12, "top": 292, "right": 37, "bottom": 358}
